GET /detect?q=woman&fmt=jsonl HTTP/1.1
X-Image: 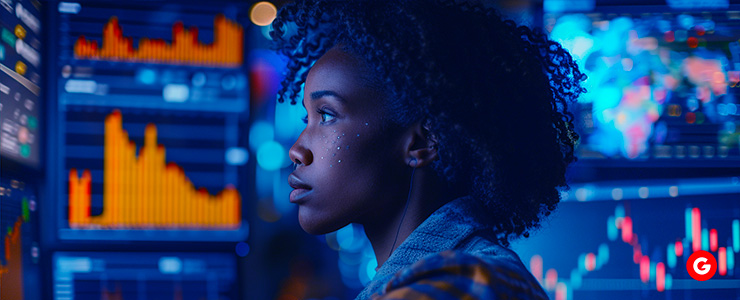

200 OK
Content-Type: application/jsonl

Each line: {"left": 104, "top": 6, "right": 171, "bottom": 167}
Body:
{"left": 274, "top": 0, "right": 586, "bottom": 299}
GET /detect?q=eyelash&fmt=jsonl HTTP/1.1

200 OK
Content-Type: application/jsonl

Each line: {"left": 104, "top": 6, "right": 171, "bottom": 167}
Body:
{"left": 301, "top": 108, "right": 335, "bottom": 124}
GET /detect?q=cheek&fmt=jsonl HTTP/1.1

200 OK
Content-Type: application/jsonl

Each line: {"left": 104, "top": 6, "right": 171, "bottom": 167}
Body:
{"left": 324, "top": 129, "right": 398, "bottom": 196}
{"left": 316, "top": 128, "right": 374, "bottom": 168}
{"left": 302, "top": 123, "right": 403, "bottom": 229}
{"left": 310, "top": 123, "right": 399, "bottom": 205}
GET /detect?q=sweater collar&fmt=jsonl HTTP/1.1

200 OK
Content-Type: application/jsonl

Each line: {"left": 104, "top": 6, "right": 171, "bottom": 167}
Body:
{"left": 355, "top": 195, "right": 491, "bottom": 299}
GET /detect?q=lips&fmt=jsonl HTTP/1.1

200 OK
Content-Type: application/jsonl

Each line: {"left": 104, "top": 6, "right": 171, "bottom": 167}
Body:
{"left": 288, "top": 173, "right": 313, "bottom": 203}
{"left": 288, "top": 173, "right": 312, "bottom": 190}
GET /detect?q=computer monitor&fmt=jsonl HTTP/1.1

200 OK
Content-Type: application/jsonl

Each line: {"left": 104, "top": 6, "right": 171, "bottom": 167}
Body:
{"left": 52, "top": 252, "right": 236, "bottom": 299}
{"left": 547, "top": 7, "right": 740, "bottom": 173}
{"left": 53, "top": 1, "right": 250, "bottom": 241}
{"left": 510, "top": 6, "right": 740, "bottom": 300}
{"left": 0, "top": 0, "right": 42, "bottom": 169}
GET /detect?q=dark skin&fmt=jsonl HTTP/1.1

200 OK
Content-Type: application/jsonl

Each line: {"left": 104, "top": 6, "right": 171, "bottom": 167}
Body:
{"left": 288, "top": 46, "right": 456, "bottom": 267}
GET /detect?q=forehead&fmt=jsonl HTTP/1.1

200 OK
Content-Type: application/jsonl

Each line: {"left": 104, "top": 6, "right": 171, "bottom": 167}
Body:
{"left": 310, "top": 47, "right": 363, "bottom": 77}
{"left": 302, "top": 47, "right": 375, "bottom": 107}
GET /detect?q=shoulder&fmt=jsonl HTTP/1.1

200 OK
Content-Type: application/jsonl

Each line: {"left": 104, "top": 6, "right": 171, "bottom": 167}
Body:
{"left": 372, "top": 250, "right": 548, "bottom": 300}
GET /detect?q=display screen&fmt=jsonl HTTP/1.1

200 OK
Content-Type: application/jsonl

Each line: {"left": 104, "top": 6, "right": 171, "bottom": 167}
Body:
{"left": 507, "top": 7, "right": 740, "bottom": 300}
{"left": 547, "top": 9, "right": 740, "bottom": 164}
{"left": 55, "top": 2, "right": 250, "bottom": 241}
{"left": 0, "top": 178, "right": 40, "bottom": 300}
{"left": 0, "top": 0, "right": 42, "bottom": 168}
{"left": 53, "top": 252, "right": 236, "bottom": 300}
{"left": 512, "top": 188, "right": 740, "bottom": 300}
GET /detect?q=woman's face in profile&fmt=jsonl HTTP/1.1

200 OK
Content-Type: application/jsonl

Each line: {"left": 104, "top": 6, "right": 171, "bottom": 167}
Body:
{"left": 288, "top": 47, "right": 407, "bottom": 234}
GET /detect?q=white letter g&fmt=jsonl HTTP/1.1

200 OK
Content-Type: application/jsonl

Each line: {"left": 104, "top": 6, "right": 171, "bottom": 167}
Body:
{"left": 693, "top": 257, "right": 710, "bottom": 275}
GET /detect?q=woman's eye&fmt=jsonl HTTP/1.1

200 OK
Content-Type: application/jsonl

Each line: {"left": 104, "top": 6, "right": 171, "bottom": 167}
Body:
{"left": 300, "top": 109, "right": 336, "bottom": 124}
{"left": 316, "top": 109, "right": 336, "bottom": 123}
{"left": 319, "top": 110, "right": 335, "bottom": 123}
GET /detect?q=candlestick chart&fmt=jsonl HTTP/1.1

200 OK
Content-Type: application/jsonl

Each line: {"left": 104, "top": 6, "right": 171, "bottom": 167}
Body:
{"left": 512, "top": 179, "right": 740, "bottom": 300}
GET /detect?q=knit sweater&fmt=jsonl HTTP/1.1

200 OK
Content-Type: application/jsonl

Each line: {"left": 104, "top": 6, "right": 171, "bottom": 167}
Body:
{"left": 355, "top": 196, "right": 548, "bottom": 300}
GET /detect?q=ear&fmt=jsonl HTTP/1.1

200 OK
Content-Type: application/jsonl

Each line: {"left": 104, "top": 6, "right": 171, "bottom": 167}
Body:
{"left": 403, "top": 119, "right": 438, "bottom": 168}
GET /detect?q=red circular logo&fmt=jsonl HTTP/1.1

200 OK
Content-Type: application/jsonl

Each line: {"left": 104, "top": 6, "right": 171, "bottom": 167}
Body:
{"left": 686, "top": 250, "right": 717, "bottom": 281}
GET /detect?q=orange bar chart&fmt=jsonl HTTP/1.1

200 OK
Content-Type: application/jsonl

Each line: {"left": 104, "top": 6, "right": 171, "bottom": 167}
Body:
{"left": 68, "top": 110, "right": 241, "bottom": 230}
{"left": 74, "top": 15, "right": 243, "bottom": 67}
{"left": 0, "top": 218, "right": 25, "bottom": 300}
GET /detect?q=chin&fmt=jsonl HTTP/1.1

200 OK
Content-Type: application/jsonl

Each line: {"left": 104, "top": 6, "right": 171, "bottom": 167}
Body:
{"left": 298, "top": 210, "right": 346, "bottom": 235}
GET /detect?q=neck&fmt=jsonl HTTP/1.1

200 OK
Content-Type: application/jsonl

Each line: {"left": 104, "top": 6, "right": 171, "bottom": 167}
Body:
{"left": 361, "top": 167, "right": 456, "bottom": 269}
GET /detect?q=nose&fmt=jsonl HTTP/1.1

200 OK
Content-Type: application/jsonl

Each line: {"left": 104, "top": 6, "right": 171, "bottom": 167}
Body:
{"left": 288, "top": 135, "right": 313, "bottom": 168}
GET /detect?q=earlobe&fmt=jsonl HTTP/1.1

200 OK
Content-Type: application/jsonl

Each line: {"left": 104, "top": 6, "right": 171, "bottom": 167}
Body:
{"left": 408, "top": 146, "right": 438, "bottom": 168}
{"left": 403, "top": 119, "right": 439, "bottom": 168}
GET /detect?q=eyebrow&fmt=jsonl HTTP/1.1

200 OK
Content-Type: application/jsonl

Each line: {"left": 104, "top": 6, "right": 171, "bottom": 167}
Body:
{"left": 303, "top": 90, "right": 347, "bottom": 108}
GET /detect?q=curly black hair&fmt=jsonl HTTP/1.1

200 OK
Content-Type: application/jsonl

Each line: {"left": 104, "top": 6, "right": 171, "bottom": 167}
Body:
{"left": 270, "top": 0, "right": 586, "bottom": 245}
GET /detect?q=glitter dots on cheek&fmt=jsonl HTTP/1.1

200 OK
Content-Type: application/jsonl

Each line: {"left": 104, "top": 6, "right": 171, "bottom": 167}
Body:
{"left": 315, "top": 127, "right": 364, "bottom": 168}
